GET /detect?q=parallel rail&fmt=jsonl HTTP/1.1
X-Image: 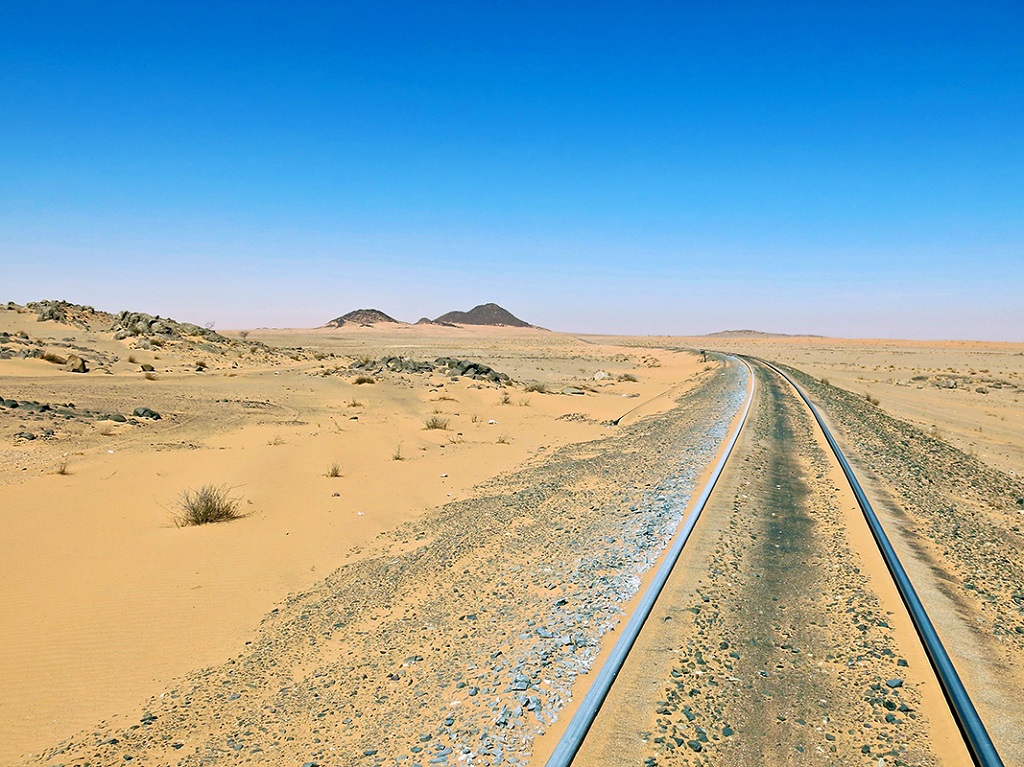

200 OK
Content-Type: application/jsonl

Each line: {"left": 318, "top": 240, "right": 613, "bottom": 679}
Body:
{"left": 544, "top": 356, "right": 755, "bottom": 767}
{"left": 758, "top": 359, "right": 1004, "bottom": 767}
{"left": 545, "top": 355, "right": 1004, "bottom": 767}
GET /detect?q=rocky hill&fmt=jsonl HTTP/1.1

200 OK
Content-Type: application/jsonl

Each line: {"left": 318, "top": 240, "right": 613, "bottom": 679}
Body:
{"left": 324, "top": 309, "right": 402, "bottom": 327}
{"left": 433, "top": 303, "right": 532, "bottom": 328}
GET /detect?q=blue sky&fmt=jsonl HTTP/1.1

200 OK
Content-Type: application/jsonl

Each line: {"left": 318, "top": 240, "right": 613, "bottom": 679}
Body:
{"left": 2, "top": 2, "right": 1022, "bottom": 338}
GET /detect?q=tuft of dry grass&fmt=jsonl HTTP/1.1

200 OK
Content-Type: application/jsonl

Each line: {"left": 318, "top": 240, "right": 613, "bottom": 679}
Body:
{"left": 128, "top": 354, "right": 138, "bottom": 364}
{"left": 392, "top": 444, "right": 404, "bottom": 461}
{"left": 424, "top": 415, "right": 450, "bottom": 430}
{"left": 617, "top": 373, "right": 638, "bottom": 382}
{"left": 174, "top": 485, "right": 242, "bottom": 527}
{"left": 42, "top": 351, "right": 67, "bottom": 365}
{"left": 499, "top": 390, "right": 512, "bottom": 405}
{"left": 354, "top": 375, "right": 376, "bottom": 385}
{"left": 865, "top": 392, "right": 880, "bottom": 406}
{"left": 326, "top": 462, "right": 341, "bottom": 478}
{"left": 347, "top": 398, "right": 362, "bottom": 407}
{"left": 496, "top": 434, "right": 511, "bottom": 444}
{"left": 54, "top": 459, "right": 70, "bottom": 475}
{"left": 523, "top": 382, "right": 547, "bottom": 393}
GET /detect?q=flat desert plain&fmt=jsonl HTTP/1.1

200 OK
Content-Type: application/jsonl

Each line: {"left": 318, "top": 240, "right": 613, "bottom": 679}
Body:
{"left": 2, "top": 304, "right": 1022, "bottom": 766}
{"left": 0, "top": 301, "right": 708, "bottom": 764}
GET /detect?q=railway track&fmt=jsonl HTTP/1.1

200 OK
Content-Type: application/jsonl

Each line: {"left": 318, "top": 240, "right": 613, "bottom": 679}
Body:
{"left": 543, "top": 356, "right": 1004, "bottom": 767}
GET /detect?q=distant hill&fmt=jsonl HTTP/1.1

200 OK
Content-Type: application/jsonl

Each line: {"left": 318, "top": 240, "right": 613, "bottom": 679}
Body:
{"left": 324, "top": 309, "right": 402, "bottom": 327}
{"left": 704, "top": 329, "right": 822, "bottom": 338}
{"left": 433, "top": 303, "right": 532, "bottom": 328}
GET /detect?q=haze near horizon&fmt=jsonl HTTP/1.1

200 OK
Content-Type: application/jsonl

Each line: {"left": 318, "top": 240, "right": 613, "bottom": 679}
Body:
{"left": 2, "top": 2, "right": 1021, "bottom": 340}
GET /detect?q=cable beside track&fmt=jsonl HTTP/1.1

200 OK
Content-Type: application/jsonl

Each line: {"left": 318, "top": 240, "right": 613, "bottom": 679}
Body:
{"left": 544, "top": 357, "right": 756, "bottom": 767}
{"left": 757, "top": 358, "right": 1004, "bottom": 767}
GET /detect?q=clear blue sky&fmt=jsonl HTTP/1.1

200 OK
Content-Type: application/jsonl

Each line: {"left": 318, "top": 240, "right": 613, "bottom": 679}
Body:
{"left": 2, "top": 1, "right": 1022, "bottom": 338}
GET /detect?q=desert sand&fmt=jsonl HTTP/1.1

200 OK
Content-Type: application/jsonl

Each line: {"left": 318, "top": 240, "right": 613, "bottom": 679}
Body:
{"left": 3, "top": 304, "right": 1023, "bottom": 765}
{"left": 0, "top": 301, "right": 705, "bottom": 764}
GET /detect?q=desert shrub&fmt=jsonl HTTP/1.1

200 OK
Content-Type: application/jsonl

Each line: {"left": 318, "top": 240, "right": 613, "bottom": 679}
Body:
{"left": 174, "top": 485, "right": 241, "bottom": 527}
{"left": 424, "top": 415, "right": 450, "bottom": 430}
{"left": 128, "top": 354, "right": 138, "bottom": 364}
{"left": 392, "top": 444, "right": 404, "bottom": 461}
{"left": 354, "top": 375, "right": 376, "bottom": 385}
{"left": 617, "top": 373, "right": 638, "bottom": 382}
{"left": 523, "top": 382, "right": 547, "bottom": 393}
{"left": 499, "top": 390, "right": 512, "bottom": 405}
{"left": 348, "top": 398, "right": 362, "bottom": 407}
{"left": 496, "top": 434, "right": 510, "bottom": 444}
{"left": 326, "top": 462, "right": 341, "bottom": 477}
{"left": 54, "top": 459, "right": 70, "bottom": 475}
{"left": 865, "top": 393, "right": 880, "bottom": 406}
{"left": 42, "top": 351, "right": 67, "bottom": 365}
{"left": 239, "top": 330, "right": 250, "bottom": 340}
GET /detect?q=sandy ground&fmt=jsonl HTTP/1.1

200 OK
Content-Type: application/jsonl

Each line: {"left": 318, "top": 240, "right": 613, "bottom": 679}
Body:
{"left": 4, "top": 306, "right": 1022, "bottom": 765}
{"left": 628, "top": 334, "right": 1024, "bottom": 477}
{"left": 0, "top": 303, "right": 702, "bottom": 764}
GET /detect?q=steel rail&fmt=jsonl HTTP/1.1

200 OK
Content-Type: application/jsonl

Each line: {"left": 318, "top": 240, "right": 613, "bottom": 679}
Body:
{"left": 756, "top": 358, "right": 1004, "bottom": 767}
{"left": 544, "top": 356, "right": 755, "bottom": 767}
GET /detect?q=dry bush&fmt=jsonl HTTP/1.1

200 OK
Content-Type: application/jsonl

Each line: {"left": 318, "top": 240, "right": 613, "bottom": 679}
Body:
{"left": 424, "top": 415, "right": 450, "bottom": 430}
{"left": 128, "top": 354, "right": 138, "bottom": 364}
{"left": 174, "top": 485, "right": 242, "bottom": 527}
{"left": 617, "top": 373, "right": 638, "bottom": 382}
{"left": 865, "top": 392, "right": 880, "bottom": 406}
{"left": 326, "top": 462, "right": 341, "bottom": 478}
{"left": 496, "top": 434, "right": 511, "bottom": 444}
{"left": 42, "top": 351, "right": 67, "bottom": 365}
{"left": 54, "top": 459, "right": 70, "bottom": 475}
{"left": 392, "top": 444, "right": 404, "bottom": 461}
{"left": 523, "top": 382, "right": 547, "bottom": 393}
{"left": 499, "top": 390, "right": 512, "bottom": 405}
{"left": 434, "top": 394, "right": 458, "bottom": 402}
{"left": 354, "top": 375, "right": 376, "bottom": 385}
{"left": 348, "top": 398, "right": 362, "bottom": 407}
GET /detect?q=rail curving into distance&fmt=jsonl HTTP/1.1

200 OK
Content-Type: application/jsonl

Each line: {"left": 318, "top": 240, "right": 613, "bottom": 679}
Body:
{"left": 758, "top": 358, "right": 1004, "bottom": 767}
{"left": 544, "top": 356, "right": 756, "bottom": 767}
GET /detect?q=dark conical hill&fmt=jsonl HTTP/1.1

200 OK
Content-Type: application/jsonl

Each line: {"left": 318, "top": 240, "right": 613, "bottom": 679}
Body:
{"left": 433, "top": 303, "right": 531, "bottom": 327}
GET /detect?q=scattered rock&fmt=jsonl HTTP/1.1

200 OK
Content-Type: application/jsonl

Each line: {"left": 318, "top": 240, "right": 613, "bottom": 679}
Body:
{"left": 65, "top": 354, "right": 88, "bottom": 373}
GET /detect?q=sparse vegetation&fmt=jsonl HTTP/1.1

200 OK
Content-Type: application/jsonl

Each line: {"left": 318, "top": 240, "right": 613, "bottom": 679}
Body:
{"left": 392, "top": 444, "right": 404, "bottom": 461}
{"left": 434, "top": 394, "right": 458, "bottom": 402}
{"left": 499, "top": 390, "right": 512, "bottom": 405}
{"left": 523, "top": 382, "right": 547, "bottom": 393}
{"left": 174, "top": 485, "right": 242, "bottom": 527}
{"left": 42, "top": 351, "right": 67, "bottom": 365}
{"left": 821, "top": 377, "right": 830, "bottom": 386}
{"left": 267, "top": 436, "right": 285, "bottom": 446}
{"left": 470, "top": 414, "right": 480, "bottom": 423}
{"left": 348, "top": 398, "right": 362, "bottom": 407}
{"left": 518, "top": 398, "right": 531, "bottom": 406}
{"left": 424, "top": 415, "right": 450, "bottom": 430}
{"left": 54, "top": 459, "right": 70, "bottom": 475}
{"left": 354, "top": 375, "right": 376, "bottom": 385}
{"left": 128, "top": 354, "right": 138, "bottom": 364}
{"left": 326, "top": 462, "right": 341, "bottom": 478}
{"left": 617, "top": 373, "right": 638, "bottom": 382}
{"left": 496, "top": 434, "right": 510, "bottom": 444}
{"left": 239, "top": 330, "right": 250, "bottom": 340}
{"left": 865, "top": 392, "right": 880, "bottom": 406}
